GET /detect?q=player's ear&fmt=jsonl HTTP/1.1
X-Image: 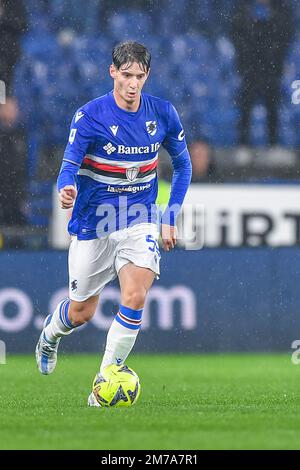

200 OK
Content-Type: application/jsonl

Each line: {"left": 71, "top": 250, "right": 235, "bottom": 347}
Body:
{"left": 110, "top": 64, "right": 117, "bottom": 79}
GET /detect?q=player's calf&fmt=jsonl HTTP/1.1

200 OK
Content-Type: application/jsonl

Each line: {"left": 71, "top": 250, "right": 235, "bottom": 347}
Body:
{"left": 68, "top": 296, "right": 98, "bottom": 326}
{"left": 35, "top": 299, "right": 74, "bottom": 374}
{"left": 99, "top": 304, "right": 143, "bottom": 373}
{"left": 35, "top": 296, "right": 99, "bottom": 375}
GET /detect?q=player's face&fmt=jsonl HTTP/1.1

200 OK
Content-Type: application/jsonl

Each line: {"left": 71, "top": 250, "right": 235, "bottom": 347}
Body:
{"left": 110, "top": 62, "right": 149, "bottom": 108}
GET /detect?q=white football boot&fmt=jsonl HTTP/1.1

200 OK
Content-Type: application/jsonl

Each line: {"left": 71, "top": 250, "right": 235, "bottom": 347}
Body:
{"left": 87, "top": 392, "right": 101, "bottom": 407}
{"left": 35, "top": 314, "right": 61, "bottom": 375}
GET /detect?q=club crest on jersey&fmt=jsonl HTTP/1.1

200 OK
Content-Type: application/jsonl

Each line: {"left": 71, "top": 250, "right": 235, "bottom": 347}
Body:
{"left": 146, "top": 121, "right": 157, "bottom": 136}
{"left": 126, "top": 167, "right": 139, "bottom": 182}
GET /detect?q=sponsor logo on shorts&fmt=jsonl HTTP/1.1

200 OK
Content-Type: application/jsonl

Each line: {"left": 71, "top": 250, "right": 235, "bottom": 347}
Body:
{"left": 71, "top": 279, "right": 78, "bottom": 292}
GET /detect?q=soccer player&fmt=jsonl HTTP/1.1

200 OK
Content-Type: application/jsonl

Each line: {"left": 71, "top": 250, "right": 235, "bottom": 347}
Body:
{"left": 35, "top": 41, "right": 192, "bottom": 405}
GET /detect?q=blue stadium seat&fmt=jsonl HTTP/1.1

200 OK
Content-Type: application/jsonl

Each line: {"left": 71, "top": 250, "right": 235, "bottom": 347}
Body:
{"left": 16, "top": 3, "right": 300, "bottom": 154}
{"left": 108, "top": 10, "right": 152, "bottom": 42}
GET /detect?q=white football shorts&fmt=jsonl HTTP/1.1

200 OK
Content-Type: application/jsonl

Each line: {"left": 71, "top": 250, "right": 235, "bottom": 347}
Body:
{"left": 68, "top": 223, "right": 160, "bottom": 301}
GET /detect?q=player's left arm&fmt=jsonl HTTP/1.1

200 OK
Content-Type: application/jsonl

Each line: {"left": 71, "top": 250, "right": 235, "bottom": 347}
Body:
{"left": 161, "top": 103, "right": 192, "bottom": 251}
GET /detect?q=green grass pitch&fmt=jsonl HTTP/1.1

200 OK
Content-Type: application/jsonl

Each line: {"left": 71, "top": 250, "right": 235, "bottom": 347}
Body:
{"left": 0, "top": 353, "right": 299, "bottom": 450}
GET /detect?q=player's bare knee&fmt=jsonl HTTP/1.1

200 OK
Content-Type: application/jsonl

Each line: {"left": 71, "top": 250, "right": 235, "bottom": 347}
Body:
{"left": 122, "top": 288, "right": 147, "bottom": 310}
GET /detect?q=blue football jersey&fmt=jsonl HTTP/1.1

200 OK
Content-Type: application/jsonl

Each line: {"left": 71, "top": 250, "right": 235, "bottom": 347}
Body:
{"left": 62, "top": 91, "right": 187, "bottom": 239}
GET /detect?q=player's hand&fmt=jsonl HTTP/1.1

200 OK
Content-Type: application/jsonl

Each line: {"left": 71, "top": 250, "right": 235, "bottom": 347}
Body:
{"left": 161, "top": 224, "right": 177, "bottom": 251}
{"left": 59, "top": 185, "right": 77, "bottom": 209}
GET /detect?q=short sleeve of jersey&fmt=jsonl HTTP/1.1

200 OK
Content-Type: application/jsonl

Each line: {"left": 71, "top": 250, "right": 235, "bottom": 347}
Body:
{"left": 63, "top": 109, "right": 94, "bottom": 166}
{"left": 162, "top": 103, "right": 187, "bottom": 157}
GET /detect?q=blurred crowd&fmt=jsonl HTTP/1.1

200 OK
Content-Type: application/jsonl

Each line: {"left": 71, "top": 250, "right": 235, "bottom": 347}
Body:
{"left": 231, "top": 0, "right": 294, "bottom": 147}
{"left": 0, "top": 0, "right": 28, "bottom": 225}
{"left": 0, "top": 0, "right": 298, "bottom": 227}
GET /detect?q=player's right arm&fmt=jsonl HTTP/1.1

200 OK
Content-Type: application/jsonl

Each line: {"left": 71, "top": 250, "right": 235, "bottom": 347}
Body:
{"left": 57, "top": 109, "right": 94, "bottom": 209}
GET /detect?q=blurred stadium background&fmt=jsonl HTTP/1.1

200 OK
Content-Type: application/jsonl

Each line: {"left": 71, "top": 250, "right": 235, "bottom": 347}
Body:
{"left": 1, "top": 0, "right": 300, "bottom": 356}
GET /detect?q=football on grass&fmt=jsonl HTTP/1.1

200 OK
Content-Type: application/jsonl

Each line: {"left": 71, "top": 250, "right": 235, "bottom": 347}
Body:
{"left": 92, "top": 364, "right": 141, "bottom": 407}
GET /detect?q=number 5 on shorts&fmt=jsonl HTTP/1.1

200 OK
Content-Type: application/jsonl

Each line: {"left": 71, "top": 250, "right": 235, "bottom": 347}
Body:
{"left": 146, "top": 234, "right": 160, "bottom": 256}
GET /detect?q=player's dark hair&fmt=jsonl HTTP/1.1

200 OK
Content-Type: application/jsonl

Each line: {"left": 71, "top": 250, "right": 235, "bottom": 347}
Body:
{"left": 112, "top": 41, "right": 151, "bottom": 72}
